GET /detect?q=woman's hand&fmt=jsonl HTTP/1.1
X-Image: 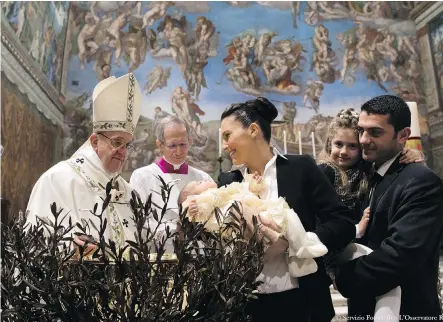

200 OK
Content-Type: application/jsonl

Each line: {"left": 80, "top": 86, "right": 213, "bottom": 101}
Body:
{"left": 258, "top": 215, "right": 282, "bottom": 242}
{"left": 257, "top": 215, "right": 289, "bottom": 259}
{"left": 233, "top": 204, "right": 283, "bottom": 246}
{"left": 399, "top": 148, "right": 424, "bottom": 164}
{"left": 263, "top": 237, "right": 289, "bottom": 260}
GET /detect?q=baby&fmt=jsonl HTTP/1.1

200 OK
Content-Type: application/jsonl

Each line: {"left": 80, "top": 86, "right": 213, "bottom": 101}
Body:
{"left": 178, "top": 175, "right": 328, "bottom": 278}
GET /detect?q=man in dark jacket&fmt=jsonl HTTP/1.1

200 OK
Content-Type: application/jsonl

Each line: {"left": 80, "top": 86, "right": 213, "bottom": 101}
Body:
{"left": 335, "top": 95, "right": 443, "bottom": 319}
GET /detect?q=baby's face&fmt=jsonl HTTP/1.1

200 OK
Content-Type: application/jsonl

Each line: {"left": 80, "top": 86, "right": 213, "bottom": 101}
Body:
{"left": 190, "top": 180, "right": 217, "bottom": 195}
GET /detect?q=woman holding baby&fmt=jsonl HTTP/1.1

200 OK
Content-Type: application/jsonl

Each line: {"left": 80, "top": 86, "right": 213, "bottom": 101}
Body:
{"left": 218, "top": 97, "right": 356, "bottom": 322}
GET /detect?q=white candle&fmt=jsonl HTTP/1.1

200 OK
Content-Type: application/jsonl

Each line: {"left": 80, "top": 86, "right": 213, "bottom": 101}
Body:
{"left": 311, "top": 131, "right": 316, "bottom": 158}
{"left": 406, "top": 102, "right": 421, "bottom": 139}
{"left": 298, "top": 131, "right": 302, "bottom": 155}
{"left": 283, "top": 130, "right": 287, "bottom": 154}
{"left": 218, "top": 128, "right": 222, "bottom": 157}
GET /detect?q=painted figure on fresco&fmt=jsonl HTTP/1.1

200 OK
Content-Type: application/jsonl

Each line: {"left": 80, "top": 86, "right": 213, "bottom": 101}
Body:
{"left": 291, "top": 2, "right": 301, "bottom": 29}
{"left": 106, "top": 7, "right": 133, "bottom": 67}
{"left": 194, "top": 16, "right": 216, "bottom": 53}
{"left": 303, "top": 79, "right": 324, "bottom": 113}
{"left": 162, "top": 16, "right": 189, "bottom": 73}
{"left": 3, "top": 1, "right": 67, "bottom": 91}
{"left": 171, "top": 86, "right": 205, "bottom": 136}
{"left": 93, "top": 47, "right": 113, "bottom": 81}
{"left": 78, "top": 12, "right": 100, "bottom": 70}
{"left": 304, "top": 1, "right": 396, "bottom": 26}
{"left": 141, "top": 1, "right": 173, "bottom": 28}
{"left": 120, "top": 20, "right": 148, "bottom": 72}
{"left": 336, "top": 30, "right": 358, "bottom": 83}
{"left": 311, "top": 24, "right": 338, "bottom": 83}
{"left": 254, "top": 32, "right": 278, "bottom": 65}
{"left": 282, "top": 102, "right": 297, "bottom": 142}
{"left": 42, "top": 25, "right": 57, "bottom": 85}
{"left": 16, "top": 2, "right": 26, "bottom": 39}
{"left": 185, "top": 50, "right": 208, "bottom": 101}
{"left": 30, "top": 27, "right": 43, "bottom": 63}
{"left": 223, "top": 30, "right": 306, "bottom": 96}
{"left": 144, "top": 65, "right": 172, "bottom": 94}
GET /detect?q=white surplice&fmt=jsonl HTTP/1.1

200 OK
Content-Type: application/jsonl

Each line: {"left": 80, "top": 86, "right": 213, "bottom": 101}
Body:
{"left": 130, "top": 162, "right": 213, "bottom": 226}
{"left": 130, "top": 162, "right": 213, "bottom": 251}
{"left": 26, "top": 146, "right": 137, "bottom": 247}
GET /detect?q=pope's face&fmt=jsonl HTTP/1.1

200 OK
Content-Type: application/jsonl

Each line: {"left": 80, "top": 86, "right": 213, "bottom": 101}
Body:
{"left": 91, "top": 131, "right": 133, "bottom": 174}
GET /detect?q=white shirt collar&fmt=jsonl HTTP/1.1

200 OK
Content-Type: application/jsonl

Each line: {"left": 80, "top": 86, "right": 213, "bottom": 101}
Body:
{"left": 231, "top": 147, "right": 287, "bottom": 172}
{"left": 242, "top": 153, "right": 278, "bottom": 178}
{"left": 163, "top": 156, "right": 185, "bottom": 170}
{"left": 376, "top": 151, "right": 402, "bottom": 177}
{"left": 273, "top": 147, "right": 288, "bottom": 160}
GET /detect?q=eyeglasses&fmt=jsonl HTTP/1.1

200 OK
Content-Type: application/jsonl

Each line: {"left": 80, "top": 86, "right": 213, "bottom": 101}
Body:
{"left": 98, "top": 133, "right": 135, "bottom": 153}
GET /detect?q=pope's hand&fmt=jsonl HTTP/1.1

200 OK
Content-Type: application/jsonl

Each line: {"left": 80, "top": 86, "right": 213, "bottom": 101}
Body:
{"left": 73, "top": 234, "right": 98, "bottom": 260}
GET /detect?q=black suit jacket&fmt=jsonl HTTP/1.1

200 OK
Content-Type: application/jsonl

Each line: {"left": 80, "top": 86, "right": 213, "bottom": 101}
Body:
{"left": 336, "top": 158, "right": 443, "bottom": 318}
{"left": 219, "top": 155, "right": 356, "bottom": 320}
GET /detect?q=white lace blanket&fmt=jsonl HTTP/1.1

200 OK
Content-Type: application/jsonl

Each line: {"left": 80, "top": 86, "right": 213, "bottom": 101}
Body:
{"left": 183, "top": 181, "right": 328, "bottom": 277}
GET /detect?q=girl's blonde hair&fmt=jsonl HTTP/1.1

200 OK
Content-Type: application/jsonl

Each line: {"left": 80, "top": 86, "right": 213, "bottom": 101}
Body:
{"left": 316, "top": 108, "right": 369, "bottom": 198}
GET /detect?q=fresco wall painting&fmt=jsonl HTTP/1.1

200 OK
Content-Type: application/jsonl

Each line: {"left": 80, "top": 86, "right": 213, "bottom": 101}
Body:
{"left": 1, "top": 1, "right": 69, "bottom": 94}
{"left": 429, "top": 12, "right": 443, "bottom": 109}
{"left": 1, "top": 1, "right": 431, "bottom": 182}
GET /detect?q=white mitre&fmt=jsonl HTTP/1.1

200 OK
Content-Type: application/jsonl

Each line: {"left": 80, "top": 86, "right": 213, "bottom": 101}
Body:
{"left": 92, "top": 73, "right": 142, "bottom": 135}
{"left": 72, "top": 73, "right": 142, "bottom": 157}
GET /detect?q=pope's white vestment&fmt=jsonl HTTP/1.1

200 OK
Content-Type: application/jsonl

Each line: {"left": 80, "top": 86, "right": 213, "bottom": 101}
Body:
{"left": 26, "top": 145, "right": 137, "bottom": 247}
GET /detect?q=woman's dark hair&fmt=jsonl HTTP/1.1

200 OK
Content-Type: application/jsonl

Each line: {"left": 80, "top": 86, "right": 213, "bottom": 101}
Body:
{"left": 220, "top": 97, "right": 278, "bottom": 143}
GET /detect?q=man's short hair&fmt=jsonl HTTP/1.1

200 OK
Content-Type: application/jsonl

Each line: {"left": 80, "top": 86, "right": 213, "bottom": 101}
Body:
{"left": 360, "top": 95, "right": 411, "bottom": 133}
{"left": 155, "top": 115, "right": 190, "bottom": 143}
